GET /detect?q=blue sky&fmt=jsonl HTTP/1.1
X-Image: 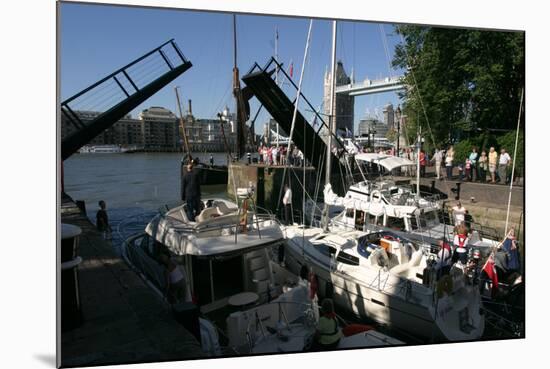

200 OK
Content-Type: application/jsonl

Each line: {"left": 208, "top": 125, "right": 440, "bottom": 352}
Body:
{"left": 60, "top": 2, "right": 405, "bottom": 133}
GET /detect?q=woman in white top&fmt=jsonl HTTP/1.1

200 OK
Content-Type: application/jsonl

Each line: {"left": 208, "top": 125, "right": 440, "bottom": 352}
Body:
{"left": 445, "top": 146, "right": 454, "bottom": 180}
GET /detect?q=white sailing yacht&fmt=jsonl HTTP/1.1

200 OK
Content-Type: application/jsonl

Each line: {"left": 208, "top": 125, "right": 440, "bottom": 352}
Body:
{"left": 281, "top": 21, "right": 485, "bottom": 343}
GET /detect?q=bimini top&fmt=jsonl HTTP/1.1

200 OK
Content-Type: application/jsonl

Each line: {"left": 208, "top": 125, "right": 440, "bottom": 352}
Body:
{"left": 355, "top": 153, "right": 415, "bottom": 171}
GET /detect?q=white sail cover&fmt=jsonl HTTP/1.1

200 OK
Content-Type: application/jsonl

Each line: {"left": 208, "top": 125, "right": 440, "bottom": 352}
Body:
{"left": 355, "top": 153, "right": 415, "bottom": 171}
{"left": 323, "top": 184, "right": 386, "bottom": 216}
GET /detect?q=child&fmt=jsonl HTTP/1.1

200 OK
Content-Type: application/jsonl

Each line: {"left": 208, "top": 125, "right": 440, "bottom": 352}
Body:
{"left": 464, "top": 158, "right": 472, "bottom": 181}
{"left": 96, "top": 200, "right": 112, "bottom": 239}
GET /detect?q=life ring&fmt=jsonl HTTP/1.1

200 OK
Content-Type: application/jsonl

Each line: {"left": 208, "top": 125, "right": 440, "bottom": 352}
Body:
{"left": 436, "top": 275, "right": 453, "bottom": 298}
{"left": 370, "top": 190, "right": 382, "bottom": 203}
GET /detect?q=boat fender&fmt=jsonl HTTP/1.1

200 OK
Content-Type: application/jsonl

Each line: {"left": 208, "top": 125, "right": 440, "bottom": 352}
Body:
{"left": 436, "top": 275, "right": 453, "bottom": 298}
{"left": 309, "top": 272, "right": 319, "bottom": 300}
{"left": 342, "top": 324, "right": 374, "bottom": 337}
{"left": 370, "top": 190, "right": 382, "bottom": 203}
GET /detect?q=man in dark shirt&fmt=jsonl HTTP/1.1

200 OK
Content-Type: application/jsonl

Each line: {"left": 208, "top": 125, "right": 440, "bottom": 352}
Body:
{"left": 181, "top": 160, "right": 201, "bottom": 221}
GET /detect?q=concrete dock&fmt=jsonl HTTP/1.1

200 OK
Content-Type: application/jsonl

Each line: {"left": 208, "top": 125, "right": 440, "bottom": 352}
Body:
{"left": 60, "top": 194, "right": 203, "bottom": 367}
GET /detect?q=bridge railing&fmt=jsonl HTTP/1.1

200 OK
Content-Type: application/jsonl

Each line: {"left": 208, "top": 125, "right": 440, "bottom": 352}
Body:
{"left": 61, "top": 39, "right": 190, "bottom": 132}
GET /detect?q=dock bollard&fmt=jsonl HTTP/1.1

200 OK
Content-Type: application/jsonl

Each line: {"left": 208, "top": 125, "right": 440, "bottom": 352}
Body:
{"left": 61, "top": 223, "right": 83, "bottom": 331}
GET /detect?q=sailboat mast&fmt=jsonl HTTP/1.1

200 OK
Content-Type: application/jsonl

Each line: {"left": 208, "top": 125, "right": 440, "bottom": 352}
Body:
{"left": 416, "top": 126, "right": 421, "bottom": 200}
{"left": 174, "top": 86, "right": 191, "bottom": 161}
{"left": 322, "top": 20, "right": 337, "bottom": 231}
{"left": 275, "top": 27, "right": 280, "bottom": 149}
{"left": 232, "top": 14, "right": 242, "bottom": 159}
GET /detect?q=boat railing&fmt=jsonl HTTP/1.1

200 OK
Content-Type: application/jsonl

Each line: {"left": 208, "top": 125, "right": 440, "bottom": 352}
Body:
{"left": 241, "top": 299, "right": 317, "bottom": 352}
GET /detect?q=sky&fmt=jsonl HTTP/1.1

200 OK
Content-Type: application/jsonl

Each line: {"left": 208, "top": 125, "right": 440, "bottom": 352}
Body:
{"left": 60, "top": 2, "right": 405, "bottom": 134}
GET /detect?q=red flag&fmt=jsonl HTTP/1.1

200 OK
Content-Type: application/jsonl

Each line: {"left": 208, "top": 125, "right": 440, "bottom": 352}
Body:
{"left": 289, "top": 62, "right": 294, "bottom": 78}
{"left": 482, "top": 254, "right": 499, "bottom": 296}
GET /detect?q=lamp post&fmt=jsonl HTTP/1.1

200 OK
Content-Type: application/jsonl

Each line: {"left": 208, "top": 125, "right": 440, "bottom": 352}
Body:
{"left": 395, "top": 105, "right": 401, "bottom": 157}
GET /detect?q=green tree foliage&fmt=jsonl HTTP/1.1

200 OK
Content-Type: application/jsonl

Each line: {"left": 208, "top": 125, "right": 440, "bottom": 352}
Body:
{"left": 392, "top": 26, "right": 524, "bottom": 148}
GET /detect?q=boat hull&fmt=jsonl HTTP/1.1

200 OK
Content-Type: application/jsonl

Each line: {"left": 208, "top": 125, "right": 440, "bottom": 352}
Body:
{"left": 283, "top": 237, "right": 484, "bottom": 342}
{"left": 197, "top": 165, "right": 228, "bottom": 186}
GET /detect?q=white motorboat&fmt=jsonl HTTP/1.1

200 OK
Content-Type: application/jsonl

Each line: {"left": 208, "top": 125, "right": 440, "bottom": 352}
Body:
{"left": 123, "top": 193, "right": 403, "bottom": 355}
{"left": 282, "top": 226, "right": 485, "bottom": 342}
{"left": 324, "top": 152, "right": 500, "bottom": 254}
{"left": 78, "top": 144, "right": 129, "bottom": 153}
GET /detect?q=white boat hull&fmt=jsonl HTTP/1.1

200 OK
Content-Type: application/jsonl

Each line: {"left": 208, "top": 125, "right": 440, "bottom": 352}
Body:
{"left": 283, "top": 232, "right": 484, "bottom": 342}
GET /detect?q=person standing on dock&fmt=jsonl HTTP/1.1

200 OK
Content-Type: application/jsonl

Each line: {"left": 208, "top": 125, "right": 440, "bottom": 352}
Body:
{"left": 96, "top": 200, "right": 112, "bottom": 239}
{"left": 468, "top": 147, "right": 479, "bottom": 181}
{"left": 431, "top": 147, "right": 443, "bottom": 180}
{"left": 445, "top": 145, "right": 454, "bottom": 180}
{"left": 272, "top": 146, "right": 278, "bottom": 166}
{"left": 488, "top": 147, "right": 498, "bottom": 183}
{"left": 282, "top": 183, "right": 292, "bottom": 225}
{"left": 419, "top": 150, "right": 426, "bottom": 177}
{"left": 478, "top": 150, "right": 488, "bottom": 182}
{"left": 498, "top": 148, "right": 512, "bottom": 184}
{"left": 181, "top": 160, "right": 201, "bottom": 221}
{"left": 209, "top": 154, "right": 214, "bottom": 167}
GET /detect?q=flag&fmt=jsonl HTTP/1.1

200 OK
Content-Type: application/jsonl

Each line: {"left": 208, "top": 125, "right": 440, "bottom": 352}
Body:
{"left": 482, "top": 253, "right": 499, "bottom": 297}
{"left": 289, "top": 62, "right": 294, "bottom": 78}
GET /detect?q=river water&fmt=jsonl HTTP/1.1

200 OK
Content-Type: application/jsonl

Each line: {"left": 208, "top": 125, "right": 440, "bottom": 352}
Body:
{"left": 64, "top": 152, "right": 229, "bottom": 250}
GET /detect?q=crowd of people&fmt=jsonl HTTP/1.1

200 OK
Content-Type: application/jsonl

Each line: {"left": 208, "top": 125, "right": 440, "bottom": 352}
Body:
{"left": 257, "top": 144, "right": 304, "bottom": 167}
{"left": 375, "top": 144, "right": 515, "bottom": 185}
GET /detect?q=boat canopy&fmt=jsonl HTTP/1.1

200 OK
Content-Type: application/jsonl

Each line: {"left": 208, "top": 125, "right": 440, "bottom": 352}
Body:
{"left": 355, "top": 153, "right": 415, "bottom": 171}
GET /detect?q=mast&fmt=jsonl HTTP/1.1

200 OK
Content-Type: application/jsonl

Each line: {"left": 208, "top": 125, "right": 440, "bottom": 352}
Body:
{"left": 232, "top": 14, "right": 245, "bottom": 159}
{"left": 322, "top": 20, "right": 337, "bottom": 231}
{"left": 174, "top": 86, "right": 191, "bottom": 161}
{"left": 416, "top": 126, "right": 421, "bottom": 200}
{"left": 275, "top": 27, "right": 280, "bottom": 149}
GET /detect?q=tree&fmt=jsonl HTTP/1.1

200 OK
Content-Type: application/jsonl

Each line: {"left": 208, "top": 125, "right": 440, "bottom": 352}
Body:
{"left": 392, "top": 26, "right": 524, "bottom": 148}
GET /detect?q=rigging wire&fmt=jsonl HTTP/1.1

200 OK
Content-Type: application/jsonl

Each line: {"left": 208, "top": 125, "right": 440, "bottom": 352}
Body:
{"left": 276, "top": 19, "right": 314, "bottom": 215}
{"left": 397, "top": 28, "right": 436, "bottom": 148}
{"left": 379, "top": 24, "right": 394, "bottom": 78}
{"left": 504, "top": 88, "right": 524, "bottom": 236}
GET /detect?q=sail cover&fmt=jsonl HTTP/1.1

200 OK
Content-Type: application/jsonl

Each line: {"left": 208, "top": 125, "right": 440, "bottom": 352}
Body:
{"left": 355, "top": 153, "right": 415, "bottom": 171}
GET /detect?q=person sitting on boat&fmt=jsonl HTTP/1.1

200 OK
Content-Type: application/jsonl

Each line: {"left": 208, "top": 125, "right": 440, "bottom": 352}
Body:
{"left": 181, "top": 159, "right": 201, "bottom": 221}
{"left": 501, "top": 227, "right": 521, "bottom": 274}
{"left": 492, "top": 228, "right": 522, "bottom": 288}
{"left": 313, "top": 298, "right": 342, "bottom": 350}
{"left": 435, "top": 239, "right": 453, "bottom": 279}
{"left": 159, "top": 254, "right": 191, "bottom": 304}
{"left": 452, "top": 223, "right": 469, "bottom": 265}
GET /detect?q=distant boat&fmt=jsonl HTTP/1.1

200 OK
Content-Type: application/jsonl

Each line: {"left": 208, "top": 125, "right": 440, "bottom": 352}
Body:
{"left": 78, "top": 144, "right": 130, "bottom": 154}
